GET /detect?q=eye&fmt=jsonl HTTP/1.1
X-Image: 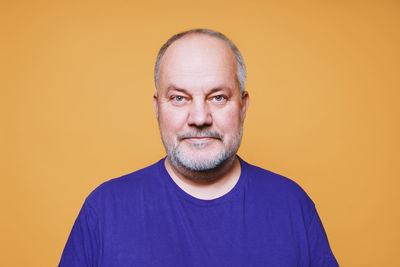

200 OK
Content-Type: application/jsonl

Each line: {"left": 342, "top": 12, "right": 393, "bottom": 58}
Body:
{"left": 211, "top": 95, "right": 227, "bottom": 103}
{"left": 170, "top": 95, "right": 187, "bottom": 105}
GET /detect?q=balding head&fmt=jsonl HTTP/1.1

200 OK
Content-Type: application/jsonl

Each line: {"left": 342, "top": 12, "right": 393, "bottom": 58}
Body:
{"left": 154, "top": 29, "right": 246, "bottom": 94}
{"left": 157, "top": 34, "right": 239, "bottom": 98}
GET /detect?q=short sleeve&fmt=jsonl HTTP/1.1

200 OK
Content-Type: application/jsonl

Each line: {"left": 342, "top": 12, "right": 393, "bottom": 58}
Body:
{"left": 59, "top": 200, "right": 101, "bottom": 267}
{"left": 307, "top": 210, "right": 339, "bottom": 266}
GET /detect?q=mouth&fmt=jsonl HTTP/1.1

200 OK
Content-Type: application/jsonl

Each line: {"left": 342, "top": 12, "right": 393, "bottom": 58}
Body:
{"left": 178, "top": 131, "right": 223, "bottom": 142}
{"left": 182, "top": 137, "right": 216, "bottom": 144}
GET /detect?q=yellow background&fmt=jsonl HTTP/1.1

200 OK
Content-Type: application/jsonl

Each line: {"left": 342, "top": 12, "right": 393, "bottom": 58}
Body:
{"left": 1, "top": 0, "right": 399, "bottom": 266}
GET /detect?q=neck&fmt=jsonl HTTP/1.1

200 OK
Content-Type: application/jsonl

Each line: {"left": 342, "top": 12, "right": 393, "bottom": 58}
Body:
{"left": 164, "top": 156, "right": 241, "bottom": 200}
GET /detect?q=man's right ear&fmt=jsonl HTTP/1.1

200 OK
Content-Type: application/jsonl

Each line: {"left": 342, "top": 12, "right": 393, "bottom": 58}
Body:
{"left": 153, "top": 93, "right": 159, "bottom": 119}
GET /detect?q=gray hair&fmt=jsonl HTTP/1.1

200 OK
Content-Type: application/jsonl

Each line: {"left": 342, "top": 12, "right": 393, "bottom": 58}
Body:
{"left": 154, "top": 29, "right": 246, "bottom": 93}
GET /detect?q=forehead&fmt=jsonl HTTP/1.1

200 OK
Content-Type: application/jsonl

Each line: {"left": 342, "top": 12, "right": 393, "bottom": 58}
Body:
{"left": 158, "top": 35, "right": 238, "bottom": 91}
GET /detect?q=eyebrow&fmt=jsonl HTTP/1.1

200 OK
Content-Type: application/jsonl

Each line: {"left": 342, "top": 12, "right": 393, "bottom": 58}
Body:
{"left": 166, "top": 86, "right": 189, "bottom": 94}
{"left": 208, "top": 88, "right": 227, "bottom": 94}
{"left": 166, "top": 86, "right": 229, "bottom": 94}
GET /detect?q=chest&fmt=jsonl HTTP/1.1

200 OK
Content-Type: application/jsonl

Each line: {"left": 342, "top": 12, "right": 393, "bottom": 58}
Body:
{"left": 99, "top": 196, "right": 310, "bottom": 267}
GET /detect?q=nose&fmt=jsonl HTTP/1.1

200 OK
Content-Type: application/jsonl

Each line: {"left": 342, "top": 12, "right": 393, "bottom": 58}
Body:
{"left": 187, "top": 100, "right": 212, "bottom": 128}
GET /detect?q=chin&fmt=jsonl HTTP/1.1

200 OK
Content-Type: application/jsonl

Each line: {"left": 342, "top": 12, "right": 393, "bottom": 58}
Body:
{"left": 170, "top": 148, "right": 231, "bottom": 172}
{"left": 182, "top": 146, "right": 222, "bottom": 161}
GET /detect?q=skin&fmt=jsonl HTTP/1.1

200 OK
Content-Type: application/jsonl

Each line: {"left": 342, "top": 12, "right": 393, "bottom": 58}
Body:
{"left": 153, "top": 34, "right": 249, "bottom": 200}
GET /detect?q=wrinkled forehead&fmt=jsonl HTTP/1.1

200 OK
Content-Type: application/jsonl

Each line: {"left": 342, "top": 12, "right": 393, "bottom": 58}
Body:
{"left": 158, "top": 35, "right": 238, "bottom": 90}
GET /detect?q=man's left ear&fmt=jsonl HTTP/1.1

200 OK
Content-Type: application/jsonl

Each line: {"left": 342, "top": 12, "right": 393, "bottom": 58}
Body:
{"left": 241, "top": 91, "right": 249, "bottom": 118}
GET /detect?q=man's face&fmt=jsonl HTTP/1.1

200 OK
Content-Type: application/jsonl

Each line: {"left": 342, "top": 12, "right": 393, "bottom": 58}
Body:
{"left": 154, "top": 35, "right": 249, "bottom": 172}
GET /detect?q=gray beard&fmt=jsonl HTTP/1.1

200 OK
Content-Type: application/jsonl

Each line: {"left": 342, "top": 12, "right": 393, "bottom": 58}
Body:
{"left": 169, "top": 142, "right": 232, "bottom": 171}
{"left": 163, "top": 128, "right": 243, "bottom": 181}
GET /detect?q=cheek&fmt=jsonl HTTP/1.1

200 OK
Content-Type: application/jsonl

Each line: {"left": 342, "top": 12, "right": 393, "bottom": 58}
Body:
{"left": 213, "top": 108, "right": 242, "bottom": 133}
{"left": 159, "top": 108, "right": 187, "bottom": 133}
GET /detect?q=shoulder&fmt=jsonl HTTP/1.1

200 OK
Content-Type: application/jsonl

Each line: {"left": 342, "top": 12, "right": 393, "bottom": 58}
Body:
{"left": 241, "top": 159, "right": 316, "bottom": 214}
{"left": 85, "top": 159, "right": 164, "bottom": 208}
{"left": 243, "top": 160, "right": 308, "bottom": 195}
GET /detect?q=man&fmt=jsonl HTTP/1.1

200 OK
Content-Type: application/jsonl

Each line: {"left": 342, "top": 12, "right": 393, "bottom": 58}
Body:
{"left": 59, "top": 29, "right": 338, "bottom": 266}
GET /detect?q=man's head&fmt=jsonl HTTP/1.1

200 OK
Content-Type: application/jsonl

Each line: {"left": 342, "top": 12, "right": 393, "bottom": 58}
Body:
{"left": 153, "top": 29, "right": 249, "bottom": 181}
{"left": 154, "top": 29, "right": 247, "bottom": 94}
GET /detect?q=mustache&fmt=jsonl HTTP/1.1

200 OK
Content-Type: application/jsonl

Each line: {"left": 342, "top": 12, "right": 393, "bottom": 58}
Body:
{"left": 178, "top": 130, "right": 223, "bottom": 141}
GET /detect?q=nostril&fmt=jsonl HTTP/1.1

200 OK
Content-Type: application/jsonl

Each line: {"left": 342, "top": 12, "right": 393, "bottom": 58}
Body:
{"left": 188, "top": 123, "right": 212, "bottom": 131}
{"left": 188, "top": 116, "right": 212, "bottom": 127}
{"left": 187, "top": 105, "right": 212, "bottom": 127}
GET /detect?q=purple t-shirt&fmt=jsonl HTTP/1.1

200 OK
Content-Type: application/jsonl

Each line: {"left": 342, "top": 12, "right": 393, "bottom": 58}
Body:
{"left": 59, "top": 158, "right": 338, "bottom": 266}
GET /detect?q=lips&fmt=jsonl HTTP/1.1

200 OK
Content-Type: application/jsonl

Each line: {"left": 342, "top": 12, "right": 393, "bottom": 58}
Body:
{"left": 178, "top": 131, "right": 223, "bottom": 141}
{"left": 182, "top": 137, "right": 215, "bottom": 144}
